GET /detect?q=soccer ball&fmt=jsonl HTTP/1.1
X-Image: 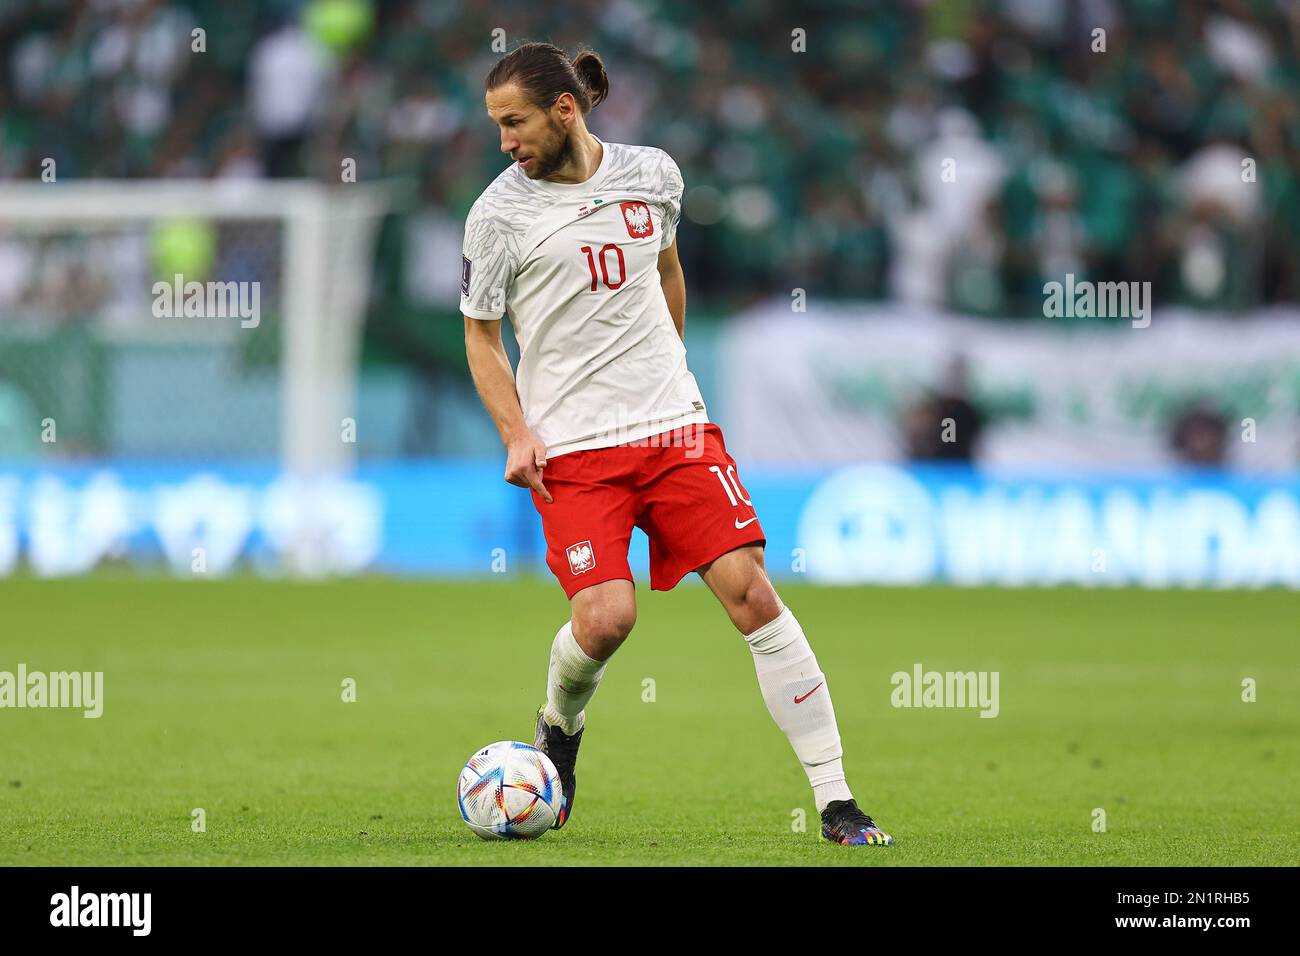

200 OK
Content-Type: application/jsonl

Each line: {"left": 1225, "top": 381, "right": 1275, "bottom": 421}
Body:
{"left": 457, "top": 741, "right": 563, "bottom": 840}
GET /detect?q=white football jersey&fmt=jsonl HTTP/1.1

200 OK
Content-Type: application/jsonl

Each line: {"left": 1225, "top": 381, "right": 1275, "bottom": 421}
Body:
{"left": 460, "top": 136, "right": 708, "bottom": 458}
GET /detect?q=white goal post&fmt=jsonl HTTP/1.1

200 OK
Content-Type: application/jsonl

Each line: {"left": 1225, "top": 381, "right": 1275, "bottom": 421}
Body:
{"left": 0, "top": 179, "right": 393, "bottom": 479}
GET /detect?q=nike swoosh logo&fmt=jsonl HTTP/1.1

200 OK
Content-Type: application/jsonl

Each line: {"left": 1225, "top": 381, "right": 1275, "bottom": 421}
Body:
{"left": 793, "top": 682, "right": 824, "bottom": 704}
{"left": 735, "top": 516, "right": 760, "bottom": 530}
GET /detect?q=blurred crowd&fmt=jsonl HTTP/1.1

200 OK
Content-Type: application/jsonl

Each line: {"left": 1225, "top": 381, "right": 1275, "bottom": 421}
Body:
{"left": 2, "top": 0, "right": 1299, "bottom": 360}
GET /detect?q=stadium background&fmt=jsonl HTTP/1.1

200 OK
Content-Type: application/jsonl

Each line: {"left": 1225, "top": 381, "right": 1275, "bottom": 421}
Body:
{"left": 3, "top": 0, "right": 1299, "bottom": 583}
{"left": 1, "top": 0, "right": 1298, "bottom": 866}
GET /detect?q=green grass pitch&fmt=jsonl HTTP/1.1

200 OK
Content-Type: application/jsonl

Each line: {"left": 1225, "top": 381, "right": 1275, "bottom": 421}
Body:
{"left": 1, "top": 576, "right": 1297, "bottom": 866}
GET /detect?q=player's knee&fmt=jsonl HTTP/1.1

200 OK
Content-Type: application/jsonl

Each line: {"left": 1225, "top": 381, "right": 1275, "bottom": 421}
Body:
{"left": 746, "top": 591, "right": 784, "bottom": 633}
{"left": 572, "top": 602, "right": 636, "bottom": 659}
{"left": 735, "top": 576, "right": 783, "bottom": 635}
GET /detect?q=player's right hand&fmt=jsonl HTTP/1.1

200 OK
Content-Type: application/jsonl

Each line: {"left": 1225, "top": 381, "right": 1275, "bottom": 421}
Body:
{"left": 505, "top": 433, "right": 553, "bottom": 503}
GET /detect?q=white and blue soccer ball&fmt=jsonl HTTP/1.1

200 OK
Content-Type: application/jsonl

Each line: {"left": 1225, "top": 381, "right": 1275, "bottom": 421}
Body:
{"left": 457, "top": 741, "right": 563, "bottom": 840}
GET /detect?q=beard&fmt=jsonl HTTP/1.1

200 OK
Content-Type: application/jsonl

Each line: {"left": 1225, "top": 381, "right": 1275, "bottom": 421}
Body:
{"left": 522, "top": 120, "right": 574, "bottom": 180}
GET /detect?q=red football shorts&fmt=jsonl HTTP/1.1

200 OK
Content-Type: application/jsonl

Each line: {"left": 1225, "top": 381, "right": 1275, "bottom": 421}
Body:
{"left": 530, "top": 422, "right": 766, "bottom": 599}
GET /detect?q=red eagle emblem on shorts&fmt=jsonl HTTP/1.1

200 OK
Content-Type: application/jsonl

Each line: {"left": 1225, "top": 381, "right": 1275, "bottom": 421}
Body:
{"left": 567, "top": 540, "right": 596, "bottom": 575}
{"left": 620, "top": 201, "right": 654, "bottom": 239}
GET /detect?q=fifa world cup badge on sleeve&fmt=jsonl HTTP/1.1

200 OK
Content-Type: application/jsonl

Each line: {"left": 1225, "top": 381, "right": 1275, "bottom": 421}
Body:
{"left": 461, "top": 255, "right": 472, "bottom": 296}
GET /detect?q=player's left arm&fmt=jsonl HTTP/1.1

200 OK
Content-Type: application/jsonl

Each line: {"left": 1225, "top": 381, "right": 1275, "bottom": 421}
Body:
{"left": 657, "top": 239, "right": 686, "bottom": 340}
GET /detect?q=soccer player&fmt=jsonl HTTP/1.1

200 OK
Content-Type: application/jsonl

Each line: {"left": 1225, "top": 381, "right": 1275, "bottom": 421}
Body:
{"left": 460, "top": 42, "right": 892, "bottom": 847}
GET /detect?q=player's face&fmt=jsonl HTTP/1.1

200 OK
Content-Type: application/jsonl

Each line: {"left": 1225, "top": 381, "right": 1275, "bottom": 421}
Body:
{"left": 486, "top": 84, "right": 573, "bottom": 181}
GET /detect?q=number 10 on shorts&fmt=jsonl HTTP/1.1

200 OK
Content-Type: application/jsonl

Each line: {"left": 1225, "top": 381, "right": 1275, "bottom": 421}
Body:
{"left": 709, "top": 465, "right": 753, "bottom": 508}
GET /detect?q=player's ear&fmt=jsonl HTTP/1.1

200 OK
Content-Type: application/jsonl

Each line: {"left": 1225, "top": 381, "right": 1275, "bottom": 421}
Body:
{"left": 553, "top": 91, "right": 576, "bottom": 124}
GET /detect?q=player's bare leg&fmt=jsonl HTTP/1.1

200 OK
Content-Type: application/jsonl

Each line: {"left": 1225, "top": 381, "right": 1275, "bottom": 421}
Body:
{"left": 534, "top": 578, "right": 635, "bottom": 828}
{"left": 568, "top": 578, "right": 637, "bottom": 661}
{"left": 697, "top": 545, "right": 894, "bottom": 846}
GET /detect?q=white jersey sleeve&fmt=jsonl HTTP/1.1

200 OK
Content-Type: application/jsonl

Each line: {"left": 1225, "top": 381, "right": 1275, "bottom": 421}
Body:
{"left": 658, "top": 153, "right": 684, "bottom": 250}
{"left": 459, "top": 198, "right": 518, "bottom": 321}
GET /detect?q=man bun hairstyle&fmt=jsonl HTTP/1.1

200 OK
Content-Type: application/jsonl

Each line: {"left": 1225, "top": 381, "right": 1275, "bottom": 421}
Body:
{"left": 486, "top": 41, "right": 609, "bottom": 115}
{"left": 571, "top": 49, "right": 609, "bottom": 111}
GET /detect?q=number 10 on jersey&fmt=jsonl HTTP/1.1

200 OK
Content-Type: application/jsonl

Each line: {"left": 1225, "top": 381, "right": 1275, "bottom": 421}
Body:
{"left": 581, "top": 244, "right": 626, "bottom": 291}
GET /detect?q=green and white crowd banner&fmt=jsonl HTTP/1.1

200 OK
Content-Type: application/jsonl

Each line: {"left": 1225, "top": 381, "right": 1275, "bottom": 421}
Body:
{"left": 719, "top": 302, "right": 1300, "bottom": 472}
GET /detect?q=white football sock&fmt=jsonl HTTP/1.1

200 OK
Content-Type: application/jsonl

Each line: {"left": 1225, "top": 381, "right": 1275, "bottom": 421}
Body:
{"left": 543, "top": 620, "right": 607, "bottom": 736}
{"left": 745, "top": 606, "right": 854, "bottom": 812}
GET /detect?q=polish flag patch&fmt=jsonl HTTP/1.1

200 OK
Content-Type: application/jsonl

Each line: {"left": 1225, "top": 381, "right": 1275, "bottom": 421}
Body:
{"left": 567, "top": 540, "right": 596, "bottom": 575}
{"left": 620, "top": 201, "right": 654, "bottom": 239}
